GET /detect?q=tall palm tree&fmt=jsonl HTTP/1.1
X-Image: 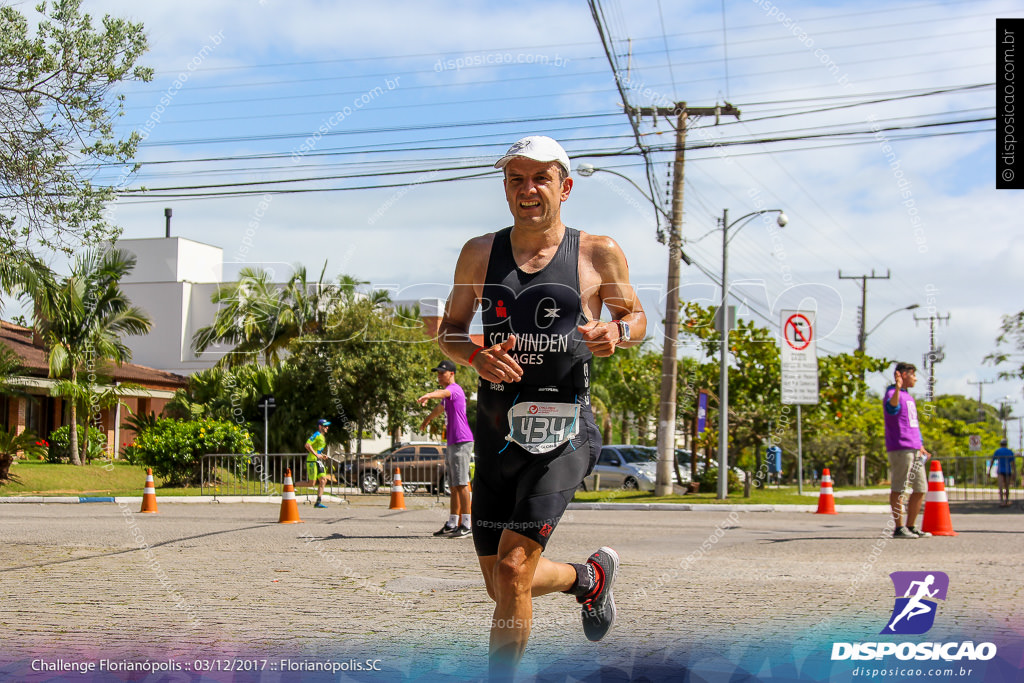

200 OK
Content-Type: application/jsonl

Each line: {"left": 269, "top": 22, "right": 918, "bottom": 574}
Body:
{"left": 192, "top": 266, "right": 286, "bottom": 367}
{"left": 194, "top": 264, "right": 374, "bottom": 367}
{"left": 25, "top": 248, "right": 151, "bottom": 465}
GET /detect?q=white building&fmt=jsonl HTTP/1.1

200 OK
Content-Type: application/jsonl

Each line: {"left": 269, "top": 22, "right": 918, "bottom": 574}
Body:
{"left": 117, "top": 236, "right": 224, "bottom": 375}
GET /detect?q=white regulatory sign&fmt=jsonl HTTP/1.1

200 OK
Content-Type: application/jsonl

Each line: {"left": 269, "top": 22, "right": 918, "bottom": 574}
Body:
{"left": 780, "top": 309, "right": 819, "bottom": 405}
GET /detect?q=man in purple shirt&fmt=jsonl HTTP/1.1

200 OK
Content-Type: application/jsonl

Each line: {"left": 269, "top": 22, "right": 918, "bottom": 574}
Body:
{"left": 419, "top": 359, "right": 474, "bottom": 537}
{"left": 883, "top": 362, "right": 933, "bottom": 539}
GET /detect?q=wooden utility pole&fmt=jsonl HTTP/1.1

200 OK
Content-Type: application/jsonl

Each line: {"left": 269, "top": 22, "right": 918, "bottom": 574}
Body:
{"left": 838, "top": 269, "right": 890, "bottom": 353}
{"left": 627, "top": 102, "right": 740, "bottom": 497}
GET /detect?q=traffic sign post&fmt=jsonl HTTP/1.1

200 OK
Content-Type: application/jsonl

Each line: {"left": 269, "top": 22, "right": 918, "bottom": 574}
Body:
{"left": 781, "top": 311, "right": 819, "bottom": 405}
{"left": 780, "top": 310, "right": 820, "bottom": 495}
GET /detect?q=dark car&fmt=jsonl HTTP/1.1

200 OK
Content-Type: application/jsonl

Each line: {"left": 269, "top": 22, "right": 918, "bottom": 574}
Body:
{"left": 350, "top": 442, "right": 448, "bottom": 494}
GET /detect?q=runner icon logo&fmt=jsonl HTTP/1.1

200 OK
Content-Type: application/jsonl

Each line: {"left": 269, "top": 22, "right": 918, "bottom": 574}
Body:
{"left": 881, "top": 571, "right": 948, "bottom": 635}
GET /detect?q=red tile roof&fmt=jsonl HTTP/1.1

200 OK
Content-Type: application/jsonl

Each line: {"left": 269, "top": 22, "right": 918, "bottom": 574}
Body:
{"left": 0, "top": 321, "right": 188, "bottom": 390}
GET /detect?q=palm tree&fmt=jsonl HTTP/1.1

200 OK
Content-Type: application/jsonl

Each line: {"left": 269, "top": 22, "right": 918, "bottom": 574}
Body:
{"left": 192, "top": 266, "right": 286, "bottom": 366}
{"left": 24, "top": 248, "right": 151, "bottom": 465}
{"left": 193, "top": 264, "right": 380, "bottom": 367}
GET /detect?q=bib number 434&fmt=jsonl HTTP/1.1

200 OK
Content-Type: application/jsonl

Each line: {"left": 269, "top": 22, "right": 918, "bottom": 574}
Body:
{"left": 506, "top": 402, "right": 580, "bottom": 455}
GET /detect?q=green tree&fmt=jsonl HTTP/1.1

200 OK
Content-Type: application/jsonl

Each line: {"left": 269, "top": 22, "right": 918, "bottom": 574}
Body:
{"left": 192, "top": 264, "right": 360, "bottom": 367}
{"left": 275, "top": 297, "right": 452, "bottom": 454}
{"left": 986, "top": 310, "right": 1024, "bottom": 386}
{"left": 591, "top": 344, "right": 662, "bottom": 444}
{"left": 192, "top": 266, "right": 287, "bottom": 366}
{"left": 679, "top": 302, "right": 890, "bottom": 476}
{"left": 23, "top": 247, "right": 151, "bottom": 465}
{"left": 0, "top": 0, "right": 152, "bottom": 258}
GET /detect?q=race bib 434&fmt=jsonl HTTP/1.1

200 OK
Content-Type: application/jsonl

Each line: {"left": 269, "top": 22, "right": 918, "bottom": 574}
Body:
{"left": 505, "top": 402, "right": 580, "bottom": 455}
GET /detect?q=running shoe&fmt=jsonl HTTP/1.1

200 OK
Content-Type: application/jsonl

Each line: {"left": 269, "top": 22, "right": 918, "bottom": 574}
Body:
{"left": 907, "top": 526, "right": 931, "bottom": 538}
{"left": 448, "top": 525, "right": 472, "bottom": 538}
{"left": 892, "top": 526, "right": 917, "bottom": 539}
{"left": 433, "top": 523, "right": 458, "bottom": 537}
{"left": 578, "top": 546, "right": 619, "bottom": 641}
{"left": 313, "top": 502, "right": 327, "bottom": 509}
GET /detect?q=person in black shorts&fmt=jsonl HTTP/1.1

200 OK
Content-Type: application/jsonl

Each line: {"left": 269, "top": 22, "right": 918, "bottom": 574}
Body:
{"left": 437, "top": 135, "right": 647, "bottom": 676}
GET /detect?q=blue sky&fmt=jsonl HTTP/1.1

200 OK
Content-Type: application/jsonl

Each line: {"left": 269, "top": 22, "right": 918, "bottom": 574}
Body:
{"left": 24, "top": 1, "right": 1024, "bottom": 440}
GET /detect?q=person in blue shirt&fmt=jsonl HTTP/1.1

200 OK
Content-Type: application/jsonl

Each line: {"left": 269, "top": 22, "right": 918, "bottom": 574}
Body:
{"left": 989, "top": 439, "right": 1017, "bottom": 507}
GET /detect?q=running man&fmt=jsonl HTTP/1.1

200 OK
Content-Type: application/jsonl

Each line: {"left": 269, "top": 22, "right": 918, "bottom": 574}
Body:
{"left": 305, "top": 419, "right": 330, "bottom": 508}
{"left": 418, "top": 359, "right": 474, "bottom": 538}
{"left": 437, "top": 135, "right": 647, "bottom": 675}
{"left": 886, "top": 574, "right": 939, "bottom": 632}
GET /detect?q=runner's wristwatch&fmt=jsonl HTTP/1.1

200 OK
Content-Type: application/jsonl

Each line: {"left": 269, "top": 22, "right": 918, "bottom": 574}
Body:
{"left": 614, "top": 319, "right": 630, "bottom": 346}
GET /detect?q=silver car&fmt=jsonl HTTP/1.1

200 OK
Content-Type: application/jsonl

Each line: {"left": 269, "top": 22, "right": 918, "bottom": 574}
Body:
{"left": 587, "top": 444, "right": 658, "bottom": 491}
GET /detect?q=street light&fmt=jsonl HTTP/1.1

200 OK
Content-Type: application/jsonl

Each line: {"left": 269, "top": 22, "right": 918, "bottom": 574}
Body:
{"left": 717, "top": 208, "right": 787, "bottom": 499}
{"left": 863, "top": 303, "right": 920, "bottom": 347}
{"left": 576, "top": 163, "right": 669, "bottom": 220}
{"left": 576, "top": 162, "right": 691, "bottom": 495}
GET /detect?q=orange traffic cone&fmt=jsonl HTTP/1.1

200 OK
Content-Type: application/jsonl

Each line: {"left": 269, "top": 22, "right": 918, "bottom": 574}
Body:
{"left": 920, "top": 459, "right": 956, "bottom": 536}
{"left": 140, "top": 468, "right": 159, "bottom": 513}
{"left": 278, "top": 468, "right": 303, "bottom": 524}
{"left": 389, "top": 467, "right": 407, "bottom": 510}
{"left": 815, "top": 467, "right": 837, "bottom": 514}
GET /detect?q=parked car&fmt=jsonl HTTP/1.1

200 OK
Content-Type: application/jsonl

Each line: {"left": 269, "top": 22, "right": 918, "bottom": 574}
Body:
{"left": 349, "top": 442, "right": 448, "bottom": 494}
{"left": 587, "top": 444, "right": 659, "bottom": 491}
{"left": 677, "top": 448, "right": 746, "bottom": 483}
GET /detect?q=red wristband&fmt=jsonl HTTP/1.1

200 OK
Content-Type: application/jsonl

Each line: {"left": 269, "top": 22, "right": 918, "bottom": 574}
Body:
{"left": 467, "top": 346, "right": 483, "bottom": 364}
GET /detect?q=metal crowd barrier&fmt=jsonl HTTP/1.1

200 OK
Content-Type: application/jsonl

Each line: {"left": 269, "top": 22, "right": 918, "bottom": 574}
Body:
{"left": 931, "top": 455, "right": 1022, "bottom": 503}
{"left": 200, "top": 453, "right": 350, "bottom": 499}
{"left": 199, "top": 451, "right": 446, "bottom": 498}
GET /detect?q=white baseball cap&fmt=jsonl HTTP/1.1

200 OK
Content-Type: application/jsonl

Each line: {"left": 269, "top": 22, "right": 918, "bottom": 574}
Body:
{"left": 494, "top": 135, "right": 570, "bottom": 175}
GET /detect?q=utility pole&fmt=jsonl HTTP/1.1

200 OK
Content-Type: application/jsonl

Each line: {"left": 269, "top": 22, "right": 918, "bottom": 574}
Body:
{"left": 914, "top": 312, "right": 950, "bottom": 401}
{"left": 966, "top": 378, "right": 995, "bottom": 423}
{"left": 838, "top": 269, "right": 890, "bottom": 353}
{"left": 628, "top": 102, "right": 740, "bottom": 497}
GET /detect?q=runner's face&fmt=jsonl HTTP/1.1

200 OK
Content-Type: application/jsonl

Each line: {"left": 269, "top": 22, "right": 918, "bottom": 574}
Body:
{"left": 900, "top": 370, "right": 917, "bottom": 388}
{"left": 437, "top": 370, "right": 454, "bottom": 386}
{"left": 502, "top": 157, "right": 571, "bottom": 228}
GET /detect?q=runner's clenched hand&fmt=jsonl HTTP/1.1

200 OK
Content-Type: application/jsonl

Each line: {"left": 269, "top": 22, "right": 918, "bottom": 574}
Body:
{"left": 471, "top": 335, "right": 523, "bottom": 383}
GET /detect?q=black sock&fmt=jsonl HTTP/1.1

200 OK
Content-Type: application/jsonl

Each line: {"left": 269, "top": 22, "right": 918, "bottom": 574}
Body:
{"left": 564, "top": 562, "right": 598, "bottom": 597}
{"left": 316, "top": 496, "right": 321, "bottom": 504}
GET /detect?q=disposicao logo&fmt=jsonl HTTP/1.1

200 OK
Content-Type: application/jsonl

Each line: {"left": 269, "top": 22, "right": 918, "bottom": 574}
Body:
{"left": 882, "top": 571, "right": 948, "bottom": 635}
{"left": 831, "top": 571, "right": 997, "bottom": 662}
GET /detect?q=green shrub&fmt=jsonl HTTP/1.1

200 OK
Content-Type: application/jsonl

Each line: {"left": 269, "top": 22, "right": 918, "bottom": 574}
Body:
{"left": 123, "top": 418, "right": 254, "bottom": 486}
{"left": 47, "top": 425, "right": 107, "bottom": 463}
{"left": 698, "top": 465, "right": 743, "bottom": 494}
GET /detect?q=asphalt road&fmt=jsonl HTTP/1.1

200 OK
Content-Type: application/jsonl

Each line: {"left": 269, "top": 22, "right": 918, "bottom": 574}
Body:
{"left": 1, "top": 498, "right": 1021, "bottom": 681}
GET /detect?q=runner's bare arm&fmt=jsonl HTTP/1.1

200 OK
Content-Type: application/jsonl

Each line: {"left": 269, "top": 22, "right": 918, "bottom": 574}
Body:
{"left": 438, "top": 235, "right": 524, "bottom": 383}
{"left": 577, "top": 234, "right": 647, "bottom": 357}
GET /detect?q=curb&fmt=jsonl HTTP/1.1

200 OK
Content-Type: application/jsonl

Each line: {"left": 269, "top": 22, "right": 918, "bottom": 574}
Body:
{"left": 567, "top": 502, "right": 889, "bottom": 513}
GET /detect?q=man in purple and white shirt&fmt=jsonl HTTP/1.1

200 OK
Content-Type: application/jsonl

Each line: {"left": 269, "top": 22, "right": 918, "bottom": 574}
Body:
{"left": 883, "top": 362, "right": 933, "bottom": 539}
{"left": 419, "top": 359, "right": 474, "bottom": 538}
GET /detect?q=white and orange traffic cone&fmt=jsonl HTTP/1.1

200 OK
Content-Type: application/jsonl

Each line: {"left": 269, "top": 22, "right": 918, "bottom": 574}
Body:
{"left": 389, "top": 467, "right": 406, "bottom": 510}
{"left": 921, "top": 459, "right": 957, "bottom": 536}
{"left": 278, "top": 468, "right": 303, "bottom": 524}
{"left": 815, "top": 467, "right": 837, "bottom": 514}
{"left": 140, "top": 468, "right": 159, "bottom": 514}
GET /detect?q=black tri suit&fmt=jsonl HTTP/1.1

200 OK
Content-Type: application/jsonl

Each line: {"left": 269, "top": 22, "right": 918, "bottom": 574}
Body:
{"left": 472, "top": 226, "right": 602, "bottom": 556}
